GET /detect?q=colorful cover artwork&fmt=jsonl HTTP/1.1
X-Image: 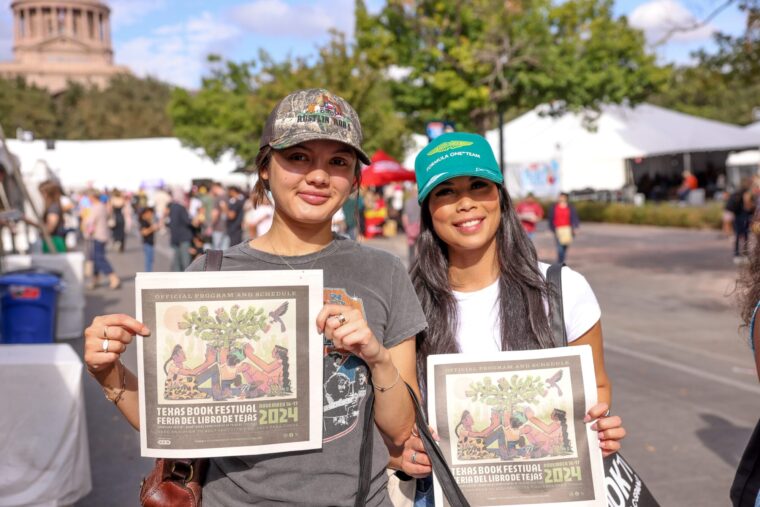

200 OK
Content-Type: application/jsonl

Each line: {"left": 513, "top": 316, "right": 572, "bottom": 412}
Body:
{"left": 428, "top": 346, "right": 606, "bottom": 507}
{"left": 136, "top": 270, "right": 323, "bottom": 459}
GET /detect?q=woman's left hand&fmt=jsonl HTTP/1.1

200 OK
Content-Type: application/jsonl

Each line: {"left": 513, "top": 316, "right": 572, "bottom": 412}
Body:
{"left": 584, "top": 403, "right": 625, "bottom": 458}
{"left": 317, "top": 304, "right": 385, "bottom": 367}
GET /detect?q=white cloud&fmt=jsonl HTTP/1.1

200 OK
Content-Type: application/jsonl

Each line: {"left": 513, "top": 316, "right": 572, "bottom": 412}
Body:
{"left": 629, "top": 0, "right": 716, "bottom": 44}
{"left": 107, "top": 0, "right": 169, "bottom": 29}
{"left": 229, "top": 0, "right": 355, "bottom": 39}
{"left": 116, "top": 12, "right": 241, "bottom": 88}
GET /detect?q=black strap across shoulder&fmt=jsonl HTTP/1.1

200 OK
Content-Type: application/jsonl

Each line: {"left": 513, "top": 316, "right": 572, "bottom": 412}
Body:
{"left": 355, "top": 382, "right": 470, "bottom": 507}
{"left": 546, "top": 263, "right": 568, "bottom": 347}
{"left": 203, "top": 250, "right": 223, "bottom": 272}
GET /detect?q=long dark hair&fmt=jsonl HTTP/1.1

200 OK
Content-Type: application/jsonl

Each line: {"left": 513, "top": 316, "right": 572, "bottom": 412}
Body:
{"left": 411, "top": 184, "right": 555, "bottom": 390}
{"left": 273, "top": 345, "right": 291, "bottom": 393}
{"left": 552, "top": 409, "right": 572, "bottom": 452}
{"left": 163, "top": 344, "right": 184, "bottom": 375}
{"left": 738, "top": 213, "right": 760, "bottom": 332}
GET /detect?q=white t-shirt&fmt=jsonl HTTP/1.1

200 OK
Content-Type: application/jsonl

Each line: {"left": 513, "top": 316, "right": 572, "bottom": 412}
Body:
{"left": 244, "top": 204, "right": 274, "bottom": 238}
{"left": 453, "top": 263, "right": 601, "bottom": 353}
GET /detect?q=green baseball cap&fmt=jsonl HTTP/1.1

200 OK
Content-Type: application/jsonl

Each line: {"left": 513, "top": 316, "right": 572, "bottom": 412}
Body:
{"left": 259, "top": 88, "right": 371, "bottom": 165}
{"left": 415, "top": 132, "right": 503, "bottom": 203}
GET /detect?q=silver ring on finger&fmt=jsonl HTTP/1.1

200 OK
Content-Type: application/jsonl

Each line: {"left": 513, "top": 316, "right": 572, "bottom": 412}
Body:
{"left": 102, "top": 338, "right": 109, "bottom": 353}
{"left": 410, "top": 451, "right": 417, "bottom": 465}
{"left": 335, "top": 313, "right": 347, "bottom": 326}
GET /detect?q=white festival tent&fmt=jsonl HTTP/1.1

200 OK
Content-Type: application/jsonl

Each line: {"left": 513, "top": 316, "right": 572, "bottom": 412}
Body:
{"left": 6, "top": 137, "right": 250, "bottom": 192}
{"left": 403, "top": 104, "right": 759, "bottom": 197}
{"left": 746, "top": 121, "right": 760, "bottom": 133}
{"left": 482, "top": 103, "right": 760, "bottom": 195}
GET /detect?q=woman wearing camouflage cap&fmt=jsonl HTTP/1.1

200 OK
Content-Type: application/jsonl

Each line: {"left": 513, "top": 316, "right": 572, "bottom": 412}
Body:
{"left": 82, "top": 89, "right": 425, "bottom": 506}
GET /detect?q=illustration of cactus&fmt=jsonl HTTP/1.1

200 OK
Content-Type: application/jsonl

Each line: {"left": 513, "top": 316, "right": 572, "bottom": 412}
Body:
{"left": 177, "top": 304, "right": 267, "bottom": 349}
{"left": 465, "top": 374, "right": 547, "bottom": 417}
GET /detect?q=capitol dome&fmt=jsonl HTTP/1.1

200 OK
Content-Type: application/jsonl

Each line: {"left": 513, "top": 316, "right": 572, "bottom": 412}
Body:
{"left": 0, "top": 0, "right": 128, "bottom": 92}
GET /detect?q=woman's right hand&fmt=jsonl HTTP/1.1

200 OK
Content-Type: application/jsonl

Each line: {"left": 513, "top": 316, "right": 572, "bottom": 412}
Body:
{"left": 84, "top": 314, "right": 150, "bottom": 375}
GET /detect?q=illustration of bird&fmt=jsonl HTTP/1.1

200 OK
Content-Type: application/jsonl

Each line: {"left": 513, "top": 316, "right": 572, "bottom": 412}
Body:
{"left": 269, "top": 302, "right": 289, "bottom": 333}
{"left": 545, "top": 370, "right": 563, "bottom": 396}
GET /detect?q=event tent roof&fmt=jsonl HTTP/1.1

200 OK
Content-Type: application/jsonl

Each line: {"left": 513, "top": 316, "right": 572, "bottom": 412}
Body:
{"left": 746, "top": 122, "right": 760, "bottom": 133}
{"left": 481, "top": 103, "right": 760, "bottom": 192}
{"left": 5, "top": 137, "right": 249, "bottom": 191}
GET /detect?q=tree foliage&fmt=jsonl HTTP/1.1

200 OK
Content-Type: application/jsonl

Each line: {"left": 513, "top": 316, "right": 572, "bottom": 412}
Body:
{"left": 650, "top": 29, "right": 760, "bottom": 125}
{"left": 466, "top": 374, "right": 547, "bottom": 415}
{"left": 0, "top": 74, "right": 175, "bottom": 140}
{"left": 169, "top": 33, "right": 412, "bottom": 170}
{"left": 0, "top": 77, "right": 57, "bottom": 138}
{"left": 56, "top": 74, "right": 175, "bottom": 139}
{"left": 359, "top": 0, "right": 664, "bottom": 133}
{"left": 178, "top": 304, "right": 268, "bottom": 350}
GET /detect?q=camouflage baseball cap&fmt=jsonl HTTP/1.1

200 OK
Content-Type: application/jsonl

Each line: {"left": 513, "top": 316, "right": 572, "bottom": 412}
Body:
{"left": 259, "top": 88, "right": 371, "bottom": 165}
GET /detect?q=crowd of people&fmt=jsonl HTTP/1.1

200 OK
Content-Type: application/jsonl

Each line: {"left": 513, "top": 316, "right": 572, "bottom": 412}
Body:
{"left": 31, "top": 180, "right": 279, "bottom": 287}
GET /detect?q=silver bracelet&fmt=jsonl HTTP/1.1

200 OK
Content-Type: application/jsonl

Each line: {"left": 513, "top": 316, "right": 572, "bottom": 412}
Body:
{"left": 374, "top": 366, "right": 400, "bottom": 393}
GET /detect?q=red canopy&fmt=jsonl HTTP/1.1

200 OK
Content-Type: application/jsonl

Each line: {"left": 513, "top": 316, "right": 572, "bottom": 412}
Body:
{"left": 360, "top": 150, "right": 416, "bottom": 187}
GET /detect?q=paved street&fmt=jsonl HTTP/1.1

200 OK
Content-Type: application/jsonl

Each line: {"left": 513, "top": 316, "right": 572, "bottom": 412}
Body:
{"left": 70, "top": 223, "right": 757, "bottom": 506}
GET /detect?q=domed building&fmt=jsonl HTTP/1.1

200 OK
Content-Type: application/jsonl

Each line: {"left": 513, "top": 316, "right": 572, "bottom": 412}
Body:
{"left": 0, "top": 0, "right": 129, "bottom": 93}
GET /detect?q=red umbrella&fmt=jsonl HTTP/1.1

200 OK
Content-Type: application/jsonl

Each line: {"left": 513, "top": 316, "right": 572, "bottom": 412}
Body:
{"left": 360, "top": 150, "right": 416, "bottom": 187}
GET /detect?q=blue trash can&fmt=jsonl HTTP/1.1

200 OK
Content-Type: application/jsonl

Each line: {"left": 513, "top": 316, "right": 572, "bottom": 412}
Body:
{"left": 0, "top": 272, "right": 61, "bottom": 344}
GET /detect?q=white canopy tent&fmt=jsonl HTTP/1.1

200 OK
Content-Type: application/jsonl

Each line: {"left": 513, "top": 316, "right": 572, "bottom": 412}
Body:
{"left": 484, "top": 104, "right": 760, "bottom": 195}
{"left": 403, "top": 104, "right": 759, "bottom": 197}
{"left": 5, "top": 137, "right": 250, "bottom": 192}
{"left": 746, "top": 122, "right": 760, "bottom": 133}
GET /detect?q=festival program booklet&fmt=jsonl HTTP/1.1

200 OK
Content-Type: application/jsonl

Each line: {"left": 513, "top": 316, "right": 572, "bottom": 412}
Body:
{"left": 135, "top": 270, "right": 323, "bottom": 458}
{"left": 428, "top": 346, "right": 606, "bottom": 507}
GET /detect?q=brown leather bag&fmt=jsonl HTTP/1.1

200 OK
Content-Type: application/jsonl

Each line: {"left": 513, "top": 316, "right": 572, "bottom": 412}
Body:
{"left": 139, "top": 458, "right": 208, "bottom": 507}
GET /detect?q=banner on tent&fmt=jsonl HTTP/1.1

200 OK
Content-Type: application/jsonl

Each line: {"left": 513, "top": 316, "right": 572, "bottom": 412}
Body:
{"left": 515, "top": 160, "right": 561, "bottom": 198}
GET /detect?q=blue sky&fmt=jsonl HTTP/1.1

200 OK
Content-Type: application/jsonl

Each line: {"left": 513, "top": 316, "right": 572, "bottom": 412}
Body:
{"left": 0, "top": 0, "right": 746, "bottom": 89}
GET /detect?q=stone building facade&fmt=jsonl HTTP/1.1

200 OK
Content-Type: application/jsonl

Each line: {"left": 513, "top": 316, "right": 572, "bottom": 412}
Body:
{"left": 0, "top": 0, "right": 129, "bottom": 93}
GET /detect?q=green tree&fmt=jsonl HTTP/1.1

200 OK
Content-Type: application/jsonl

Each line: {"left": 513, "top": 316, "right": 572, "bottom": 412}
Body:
{"left": 55, "top": 74, "right": 175, "bottom": 139}
{"left": 359, "top": 0, "right": 664, "bottom": 134}
{"left": 169, "top": 32, "right": 412, "bottom": 170}
{"left": 178, "top": 304, "right": 268, "bottom": 350}
{"left": 466, "top": 374, "right": 547, "bottom": 416}
{"left": 650, "top": 29, "right": 760, "bottom": 125}
{"left": 0, "top": 77, "right": 57, "bottom": 138}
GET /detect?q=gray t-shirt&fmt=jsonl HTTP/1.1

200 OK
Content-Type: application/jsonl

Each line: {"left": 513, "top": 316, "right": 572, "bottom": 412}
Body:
{"left": 189, "top": 237, "right": 427, "bottom": 506}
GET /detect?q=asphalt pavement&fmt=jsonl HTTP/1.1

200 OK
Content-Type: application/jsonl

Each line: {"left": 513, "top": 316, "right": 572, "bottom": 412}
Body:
{"left": 68, "top": 223, "right": 756, "bottom": 506}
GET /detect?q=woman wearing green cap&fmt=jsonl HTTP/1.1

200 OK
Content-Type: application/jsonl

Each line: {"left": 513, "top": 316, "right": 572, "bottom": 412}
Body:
{"left": 397, "top": 132, "right": 625, "bottom": 503}
{"left": 82, "top": 89, "right": 425, "bottom": 506}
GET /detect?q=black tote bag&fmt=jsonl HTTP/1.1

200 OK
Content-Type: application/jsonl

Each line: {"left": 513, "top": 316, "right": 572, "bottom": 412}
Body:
{"left": 547, "top": 264, "right": 660, "bottom": 507}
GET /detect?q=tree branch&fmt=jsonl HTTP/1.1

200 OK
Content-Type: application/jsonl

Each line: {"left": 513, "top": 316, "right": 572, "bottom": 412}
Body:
{"left": 652, "top": 0, "right": 736, "bottom": 46}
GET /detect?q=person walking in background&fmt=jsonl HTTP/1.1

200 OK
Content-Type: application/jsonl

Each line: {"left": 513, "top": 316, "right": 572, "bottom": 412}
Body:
{"left": 152, "top": 185, "right": 171, "bottom": 224}
{"left": 109, "top": 189, "right": 130, "bottom": 253}
{"left": 401, "top": 186, "right": 421, "bottom": 265}
{"left": 210, "top": 182, "right": 229, "bottom": 250}
{"left": 39, "top": 180, "right": 67, "bottom": 253}
{"left": 516, "top": 193, "right": 544, "bottom": 240}
{"left": 548, "top": 192, "right": 580, "bottom": 264}
{"left": 677, "top": 169, "right": 698, "bottom": 202}
{"left": 84, "top": 189, "right": 120, "bottom": 289}
{"left": 341, "top": 191, "right": 360, "bottom": 240}
{"left": 727, "top": 180, "right": 756, "bottom": 264}
{"left": 244, "top": 192, "right": 273, "bottom": 240}
{"left": 225, "top": 185, "right": 246, "bottom": 247}
{"left": 167, "top": 188, "right": 194, "bottom": 272}
{"left": 138, "top": 207, "right": 159, "bottom": 272}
